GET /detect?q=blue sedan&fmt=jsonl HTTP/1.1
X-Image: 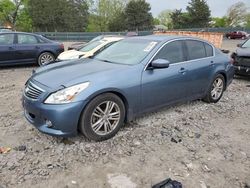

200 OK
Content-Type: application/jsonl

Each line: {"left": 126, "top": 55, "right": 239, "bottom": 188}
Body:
{"left": 22, "top": 35, "right": 234, "bottom": 141}
{"left": 0, "top": 32, "right": 64, "bottom": 66}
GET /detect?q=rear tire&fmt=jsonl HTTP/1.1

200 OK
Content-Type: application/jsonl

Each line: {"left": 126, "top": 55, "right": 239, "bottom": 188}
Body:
{"left": 79, "top": 93, "right": 125, "bottom": 141}
{"left": 203, "top": 74, "right": 225, "bottom": 103}
{"left": 38, "top": 52, "right": 55, "bottom": 66}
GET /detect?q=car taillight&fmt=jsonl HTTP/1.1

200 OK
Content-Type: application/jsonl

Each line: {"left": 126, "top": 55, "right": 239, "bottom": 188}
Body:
{"left": 60, "top": 44, "right": 64, "bottom": 50}
{"left": 230, "top": 58, "right": 235, "bottom": 65}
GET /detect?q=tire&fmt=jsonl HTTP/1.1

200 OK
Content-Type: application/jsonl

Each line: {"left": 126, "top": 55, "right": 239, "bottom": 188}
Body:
{"left": 227, "top": 36, "right": 231, "bottom": 39}
{"left": 203, "top": 74, "right": 225, "bottom": 103}
{"left": 79, "top": 93, "right": 125, "bottom": 141}
{"left": 241, "top": 36, "right": 246, "bottom": 40}
{"left": 38, "top": 52, "right": 55, "bottom": 66}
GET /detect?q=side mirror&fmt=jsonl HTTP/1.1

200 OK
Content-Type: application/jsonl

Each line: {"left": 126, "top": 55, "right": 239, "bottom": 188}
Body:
{"left": 237, "top": 43, "right": 242, "bottom": 47}
{"left": 150, "top": 59, "right": 170, "bottom": 69}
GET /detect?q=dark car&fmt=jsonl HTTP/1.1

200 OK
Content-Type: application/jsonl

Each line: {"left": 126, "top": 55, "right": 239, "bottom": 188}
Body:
{"left": 231, "top": 38, "right": 250, "bottom": 76}
{"left": 22, "top": 35, "right": 234, "bottom": 141}
{"left": 0, "top": 32, "right": 64, "bottom": 66}
{"left": 225, "top": 31, "right": 249, "bottom": 40}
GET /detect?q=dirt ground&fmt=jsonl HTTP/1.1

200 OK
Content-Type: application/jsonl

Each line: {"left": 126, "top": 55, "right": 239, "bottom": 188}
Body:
{"left": 0, "top": 40, "right": 250, "bottom": 188}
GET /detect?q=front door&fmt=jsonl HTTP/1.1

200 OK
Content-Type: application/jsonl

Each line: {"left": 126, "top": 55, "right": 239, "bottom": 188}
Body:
{"left": 141, "top": 40, "right": 189, "bottom": 111}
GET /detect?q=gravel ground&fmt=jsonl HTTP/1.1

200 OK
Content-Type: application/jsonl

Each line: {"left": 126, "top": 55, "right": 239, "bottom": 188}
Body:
{"left": 0, "top": 40, "right": 250, "bottom": 188}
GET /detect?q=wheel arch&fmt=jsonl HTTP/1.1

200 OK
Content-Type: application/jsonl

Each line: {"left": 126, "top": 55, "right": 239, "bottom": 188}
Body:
{"left": 77, "top": 89, "right": 132, "bottom": 131}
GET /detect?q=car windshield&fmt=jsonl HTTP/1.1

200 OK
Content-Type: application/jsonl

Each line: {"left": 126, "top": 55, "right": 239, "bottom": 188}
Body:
{"left": 79, "top": 40, "right": 103, "bottom": 52}
{"left": 242, "top": 39, "right": 250, "bottom": 48}
{"left": 95, "top": 39, "right": 158, "bottom": 65}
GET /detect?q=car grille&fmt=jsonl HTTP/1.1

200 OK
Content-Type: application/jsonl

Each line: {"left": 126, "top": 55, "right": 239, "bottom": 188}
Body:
{"left": 24, "top": 82, "right": 44, "bottom": 100}
{"left": 235, "top": 56, "right": 250, "bottom": 67}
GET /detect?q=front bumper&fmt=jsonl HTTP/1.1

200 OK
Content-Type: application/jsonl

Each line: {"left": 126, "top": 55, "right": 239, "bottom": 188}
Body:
{"left": 234, "top": 65, "right": 250, "bottom": 76}
{"left": 22, "top": 95, "right": 87, "bottom": 137}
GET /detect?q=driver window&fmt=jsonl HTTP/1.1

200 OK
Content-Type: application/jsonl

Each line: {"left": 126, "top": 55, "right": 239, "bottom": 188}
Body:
{"left": 154, "top": 41, "right": 185, "bottom": 64}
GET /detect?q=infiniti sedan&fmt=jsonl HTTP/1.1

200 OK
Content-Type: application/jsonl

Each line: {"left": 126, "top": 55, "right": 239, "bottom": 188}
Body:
{"left": 22, "top": 35, "right": 234, "bottom": 141}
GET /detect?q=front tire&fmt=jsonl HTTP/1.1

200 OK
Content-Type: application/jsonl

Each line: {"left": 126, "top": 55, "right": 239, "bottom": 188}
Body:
{"left": 79, "top": 93, "right": 125, "bottom": 141}
{"left": 203, "top": 74, "right": 225, "bottom": 103}
{"left": 38, "top": 52, "right": 55, "bottom": 66}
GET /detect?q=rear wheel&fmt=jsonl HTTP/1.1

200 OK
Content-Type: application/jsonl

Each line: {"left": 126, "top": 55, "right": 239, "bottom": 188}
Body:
{"left": 203, "top": 74, "right": 225, "bottom": 103}
{"left": 38, "top": 52, "right": 55, "bottom": 66}
{"left": 79, "top": 93, "right": 125, "bottom": 141}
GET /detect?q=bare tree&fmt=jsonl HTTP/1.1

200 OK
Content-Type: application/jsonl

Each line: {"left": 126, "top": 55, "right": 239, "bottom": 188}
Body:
{"left": 226, "top": 2, "right": 248, "bottom": 27}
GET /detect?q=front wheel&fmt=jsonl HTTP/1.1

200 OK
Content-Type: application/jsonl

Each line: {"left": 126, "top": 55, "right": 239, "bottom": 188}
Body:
{"left": 38, "top": 52, "right": 55, "bottom": 66}
{"left": 79, "top": 93, "right": 125, "bottom": 141}
{"left": 203, "top": 74, "right": 225, "bottom": 103}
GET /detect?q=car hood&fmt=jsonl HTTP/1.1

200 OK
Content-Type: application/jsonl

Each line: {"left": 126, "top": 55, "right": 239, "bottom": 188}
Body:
{"left": 32, "top": 59, "right": 127, "bottom": 88}
{"left": 236, "top": 47, "right": 250, "bottom": 57}
{"left": 57, "top": 50, "right": 85, "bottom": 60}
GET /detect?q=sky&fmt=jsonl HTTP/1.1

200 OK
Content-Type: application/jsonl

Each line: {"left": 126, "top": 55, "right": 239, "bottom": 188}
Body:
{"left": 146, "top": 0, "right": 250, "bottom": 17}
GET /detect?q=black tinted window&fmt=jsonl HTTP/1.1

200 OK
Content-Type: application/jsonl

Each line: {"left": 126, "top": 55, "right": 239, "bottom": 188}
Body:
{"left": 204, "top": 43, "right": 213, "bottom": 57}
{"left": 0, "top": 34, "right": 14, "bottom": 45}
{"left": 18, "top": 34, "right": 38, "bottom": 44}
{"left": 186, "top": 40, "right": 206, "bottom": 60}
{"left": 154, "top": 41, "right": 185, "bottom": 63}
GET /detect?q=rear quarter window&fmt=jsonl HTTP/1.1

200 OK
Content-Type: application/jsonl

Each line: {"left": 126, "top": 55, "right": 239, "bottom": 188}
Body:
{"left": 204, "top": 43, "right": 213, "bottom": 57}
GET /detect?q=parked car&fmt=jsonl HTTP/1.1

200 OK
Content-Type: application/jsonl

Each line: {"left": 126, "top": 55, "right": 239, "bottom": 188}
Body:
{"left": 231, "top": 38, "right": 250, "bottom": 76}
{"left": 57, "top": 35, "right": 124, "bottom": 61}
{"left": 0, "top": 28, "right": 12, "bottom": 32}
{"left": 67, "top": 35, "right": 107, "bottom": 50}
{"left": 225, "top": 31, "right": 249, "bottom": 40}
{"left": 22, "top": 35, "right": 234, "bottom": 141}
{"left": 0, "top": 32, "right": 64, "bottom": 66}
{"left": 67, "top": 42, "right": 86, "bottom": 50}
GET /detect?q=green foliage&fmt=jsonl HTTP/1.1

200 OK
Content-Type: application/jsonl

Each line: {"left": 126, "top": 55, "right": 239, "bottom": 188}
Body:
{"left": 157, "top": 10, "right": 172, "bottom": 29}
{"left": 28, "top": 0, "right": 88, "bottom": 32}
{"left": 211, "top": 17, "right": 228, "bottom": 28}
{"left": 170, "top": 0, "right": 211, "bottom": 29}
{"left": 125, "top": 0, "right": 153, "bottom": 31}
{"left": 170, "top": 9, "right": 190, "bottom": 29}
{"left": 186, "top": 0, "right": 211, "bottom": 27}
{"left": 245, "top": 14, "right": 250, "bottom": 28}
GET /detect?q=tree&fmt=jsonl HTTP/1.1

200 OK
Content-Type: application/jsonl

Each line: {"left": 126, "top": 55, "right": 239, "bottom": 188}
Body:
{"left": 170, "top": 9, "right": 191, "bottom": 29}
{"left": 245, "top": 13, "right": 250, "bottom": 28}
{"left": 28, "top": 0, "right": 88, "bottom": 32}
{"left": 87, "top": 0, "right": 128, "bottom": 32}
{"left": 211, "top": 17, "right": 228, "bottom": 28}
{"left": 157, "top": 10, "right": 172, "bottom": 29}
{"left": 0, "top": 0, "right": 24, "bottom": 29}
{"left": 226, "top": 2, "right": 248, "bottom": 27}
{"left": 186, "top": 0, "right": 211, "bottom": 28}
{"left": 125, "top": 0, "right": 153, "bottom": 31}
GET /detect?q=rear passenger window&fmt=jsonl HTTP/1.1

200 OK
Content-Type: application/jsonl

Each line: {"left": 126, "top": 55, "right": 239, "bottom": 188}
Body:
{"left": 204, "top": 43, "right": 213, "bottom": 57}
{"left": 18, "top": 34, "right": 38, "bottom": 44}
{"left": 186, "top": 40, "right": 206, "bottom": 60}
{"left": 154, "top": 41, "right": 185, "bottom": 63}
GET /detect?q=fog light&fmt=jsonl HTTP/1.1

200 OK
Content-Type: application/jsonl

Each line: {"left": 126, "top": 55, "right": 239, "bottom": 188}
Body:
{"left": 45, "top": 120, "right": 53, "bottom": 128}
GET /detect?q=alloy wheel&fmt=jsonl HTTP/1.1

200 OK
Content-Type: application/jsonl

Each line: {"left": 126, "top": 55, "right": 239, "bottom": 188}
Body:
{"left": 211, "top": 77, "right": 224, "bottom": 100}
{"left": 91, "top": 101, "right": 121, "bottom": 136}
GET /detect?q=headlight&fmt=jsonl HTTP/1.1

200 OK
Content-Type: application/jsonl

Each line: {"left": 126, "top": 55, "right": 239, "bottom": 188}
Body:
{"left": 44, "top": 82, "right": 89, "bottom": 104}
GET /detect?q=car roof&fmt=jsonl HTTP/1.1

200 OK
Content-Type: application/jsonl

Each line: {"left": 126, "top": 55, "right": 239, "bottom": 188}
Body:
{"left": 130, "top": 35, "right": 205, "bottom": 42}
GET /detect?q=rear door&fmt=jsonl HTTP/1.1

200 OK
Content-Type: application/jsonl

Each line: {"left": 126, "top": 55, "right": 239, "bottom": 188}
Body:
{"left": 15, "top": 34, "right": 39, "bottom": 63}
{"left": 183, "top": 40, "right": 215, "bottom": 97}
{"left": 0, "top": 33, "right": 16, "bottom": 65}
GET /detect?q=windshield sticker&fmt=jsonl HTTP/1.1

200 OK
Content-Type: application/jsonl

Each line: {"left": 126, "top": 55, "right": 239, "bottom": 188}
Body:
{"left": 144, "top": 42, "right": 158, "bottom": 52}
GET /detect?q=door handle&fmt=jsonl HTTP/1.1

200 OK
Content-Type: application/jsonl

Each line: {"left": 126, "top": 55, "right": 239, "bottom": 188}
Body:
{"left": 35, "top": 46, "right": 40, "bottom": 49}
{"left": 9, "top": 46, "right": 14, "bottom": 50}
{"left": 179, "top": 67, "right": 187, "bottom": 74}
{"left": 210, "top": 61, "right": 215, "bottom": 66}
